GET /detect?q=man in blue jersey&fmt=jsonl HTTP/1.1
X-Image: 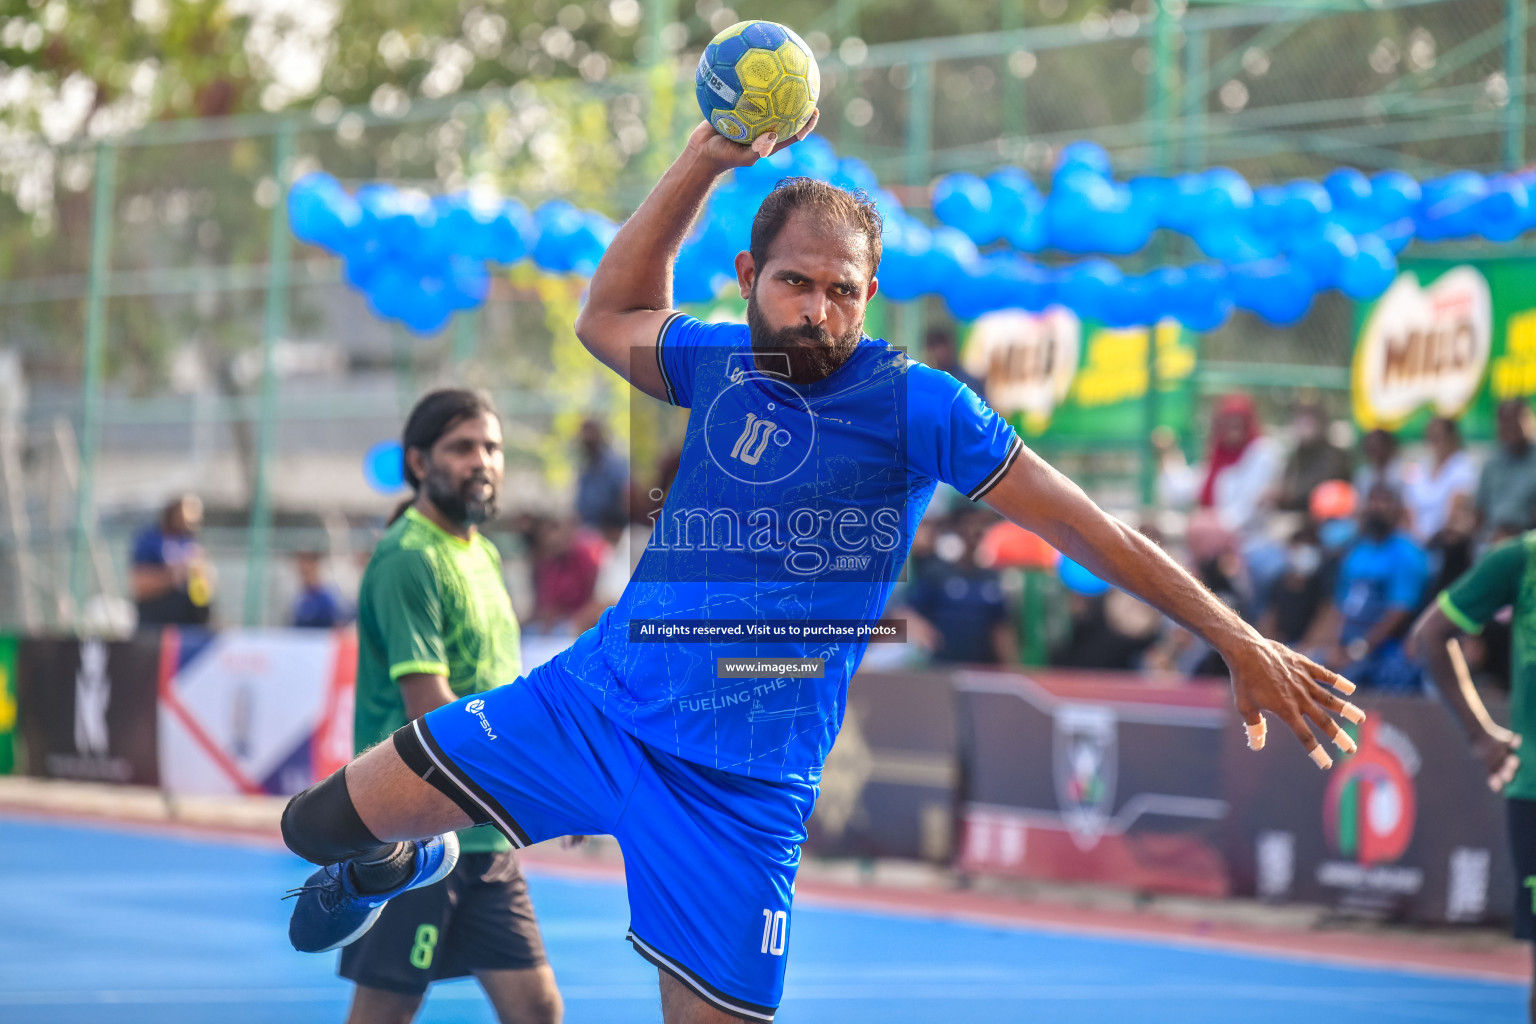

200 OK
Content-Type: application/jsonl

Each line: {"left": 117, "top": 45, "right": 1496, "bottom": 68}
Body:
{"left": 281, "top": 117, "right": 1366, "bottom": 1023}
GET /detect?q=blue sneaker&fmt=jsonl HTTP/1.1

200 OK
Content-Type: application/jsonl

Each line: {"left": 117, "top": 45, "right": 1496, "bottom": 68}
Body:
{"left": 285, "top": 833, "right": 459, "bottom": 953}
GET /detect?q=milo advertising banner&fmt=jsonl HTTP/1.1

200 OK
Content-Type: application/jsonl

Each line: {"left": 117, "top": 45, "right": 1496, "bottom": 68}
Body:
{"left": 961, "top": 308, "right": 1199, "bottom": 439}
{"left": 0, "top": 634, "right": 15, "bottom": 774}
{"left": 1353, "top": 257, "right": 1536, "bottom": 438}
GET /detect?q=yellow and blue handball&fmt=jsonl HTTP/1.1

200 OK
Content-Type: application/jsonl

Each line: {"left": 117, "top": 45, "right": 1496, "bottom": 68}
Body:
{"left": 696, "top": 20, "right": 820, "bottom": 145}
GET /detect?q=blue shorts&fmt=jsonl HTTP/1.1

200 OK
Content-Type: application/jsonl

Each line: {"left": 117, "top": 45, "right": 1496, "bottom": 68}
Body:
{"left": 406, "top": 651, "right": 818, "bottom": 1021}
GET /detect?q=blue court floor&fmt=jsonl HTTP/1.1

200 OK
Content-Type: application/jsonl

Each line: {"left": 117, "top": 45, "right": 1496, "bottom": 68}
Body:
{"left": 0, "top": 817, "right": 1521, "bottom": 1023}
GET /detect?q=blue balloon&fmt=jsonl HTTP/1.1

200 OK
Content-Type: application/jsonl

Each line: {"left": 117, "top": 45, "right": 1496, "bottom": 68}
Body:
{"left": 786, "top": 134, "right": 839, "bottom": 180}
{"left": 1280, "top": 180, "right": 1331, "bottom": 230}
{"left": 988, "top": 167, "right": 1046, "bottom": 251}
{"left": 1477, "top": 178, "right": 1531, "bottom": 241}
{"left": 877, "top": 216, "right": 930, "bottom": 301}
{"left": 671, "top": 242, "right": 720, "bottom": 303}
{"left": 932, "top": 172, "right": 996, "bottom": 244}
{"left": 1103, "top": 270, "right": 1156, "bottom": 327}
{"left": 1130, "top": 175, "right": 1176, "bottom": 226}
{"left": 1230, "top": 258, "right": 1314, "bottom": 325}
{"left": 1056, "top": 140, "right": 1113, "bottom": 177}
{"left": 446, "top": 255, "right": 490, "bottom": 309}
{"left": 341, "top": 234, "right": 388, "bottom": 291}
{"left": 1164, "top": 262, "right": 1233, "bottom": 331}
{"left": 531, "top": 200, "right": 587, "bottom": 273}
{"left": 1324, "top": 168, "right": 1372, "bottom": 211}
{"left": 363, "top": 441, "right": 406, "bottom": 494}
{"left": 485, "top": 199, "right": 536, "bottom": 264}
{"left": 922, "top": 225, "right": 980, "bottom": 279}
{"left": 1369, "top": 170, "right": 1422, "bottom": 222}
{"left": 401, "top": 276, "right": 454, "bottom": 334}
{"left": 1417, "top": 171, "right": 1488, "bottom": 240}
{"left": 831, "top": 156, "right": 880, "bottom": 195}
{"left": 1056, "top": 259, "right": 1123, "bottom": 321}
{"left": 1059, "top": 556, "right": 1109, "bottom": 596}
{"left": 1250, "top": 185, "right": 1288, "bottom": 236}
{"left": 288, "top": 173, "right": 359, "bottom": 251}
{"left": 1337, "top": 234, "right": 1397, "bottom": 300}
{"left": 1290, "top": 222, "right": 1357, "bottom": 289}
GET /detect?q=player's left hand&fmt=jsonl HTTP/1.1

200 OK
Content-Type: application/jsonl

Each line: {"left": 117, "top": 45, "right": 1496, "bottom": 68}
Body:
{"left": 1475, "top": 731, "right": 1521, "bottom": 791}
{"left": 686, "top": 109, "right": 821, "bottom": 172}
{"left": 1228, "top": 636, "right": 1365, "bottom": 769}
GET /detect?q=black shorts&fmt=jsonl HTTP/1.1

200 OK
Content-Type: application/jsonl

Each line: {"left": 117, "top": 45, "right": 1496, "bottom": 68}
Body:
{"left": 339, "top": 847, "right": 547, "bottom": 996}
{"left": 1509, "top": 798, "right": 1536, "bottom": 940}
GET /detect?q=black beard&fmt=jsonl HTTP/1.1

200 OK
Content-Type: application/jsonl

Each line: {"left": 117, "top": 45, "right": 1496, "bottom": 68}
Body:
{"left": 747, "top": 290, "right": 862, "bottom": 386}
{"left": 423, "top": 461, "right": 497, "bottom": 527}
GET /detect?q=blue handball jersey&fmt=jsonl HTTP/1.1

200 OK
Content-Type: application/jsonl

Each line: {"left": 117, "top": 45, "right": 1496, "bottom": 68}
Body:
{"left": 560, "top": 314, "right": 1022, "bottom": 781}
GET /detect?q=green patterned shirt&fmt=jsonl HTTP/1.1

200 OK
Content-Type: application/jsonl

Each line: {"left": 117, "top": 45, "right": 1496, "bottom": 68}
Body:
{"left": 355, "top": 507, "right": 521, "bottom": 852}
{"left": 1437, "top": 530, "right": 1536, "bottom": 800}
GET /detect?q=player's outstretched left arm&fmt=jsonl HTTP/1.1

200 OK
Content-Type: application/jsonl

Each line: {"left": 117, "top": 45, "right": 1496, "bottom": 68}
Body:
{"left": 574, "top": 114, "right": 818, "bottom": 401}
{"left": 981, "top": 444, "right": 1364, "bottom": 767}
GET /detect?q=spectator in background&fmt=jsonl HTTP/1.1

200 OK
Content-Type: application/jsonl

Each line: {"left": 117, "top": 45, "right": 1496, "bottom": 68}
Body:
{"left": 1353, "top": 428, "right": 1404, "bottom": 499}
{"left": 289, "top": 551, "right": 352, "bottom": 629}
{"left": 922, "top": 324, "right": 985, "bottom": 395}
{"left": 1477, "top": 398, "right": 1536, "bottom": 539}
{"left": 1404, "top": 416, "right": 1478, "bottom": 543}
{"left": 903, "top": 509, "right": 1017, "bottom": 665}
{"left": 131, "top": 494, "right": 214, "bottom": 627}
{"left": 1313, "top": 484, "right": 1428, "bottom": 692}
{"left": 527, "top": 515, "right": 601, "bottom": 634}
{"left": 1258, "top": 525, "right": 1332, "bottom": 648}
{"left": 1275, "top": 398, "right": 1352, "bottom": 513}
{"left": 1055, "top": 588, "right": 1165, "bottom": 672}
{"left": 1143, "top": 515, "right": 1250, "bottom": 678}
{"left": 1157, "top": 394, "right": 1281, "bottom": 537}
{"left": 573, "top": 418, "right": 629, "bottom": 531}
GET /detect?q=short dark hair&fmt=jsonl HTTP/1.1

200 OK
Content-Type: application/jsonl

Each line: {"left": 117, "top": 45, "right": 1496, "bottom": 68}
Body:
{"left": 390, "top": 388, "right": 498, "bottom": 523}
{"left": 749, "top": 177, "right": 883, "bottom": 278}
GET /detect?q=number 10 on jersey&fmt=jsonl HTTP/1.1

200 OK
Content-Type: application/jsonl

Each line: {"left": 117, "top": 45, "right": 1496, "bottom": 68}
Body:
{"left": 760, "top": 909, "right": 787, "bottom": 955}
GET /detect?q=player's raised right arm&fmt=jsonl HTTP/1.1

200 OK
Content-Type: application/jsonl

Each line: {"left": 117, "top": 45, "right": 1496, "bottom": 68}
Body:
{"left": 574, "top": 116, "right": 818, "bottom": 401}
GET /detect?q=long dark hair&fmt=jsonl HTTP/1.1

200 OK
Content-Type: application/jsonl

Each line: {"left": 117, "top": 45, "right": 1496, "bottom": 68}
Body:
{"left": 388, "top": 388, "right": 499, "bottom": 524}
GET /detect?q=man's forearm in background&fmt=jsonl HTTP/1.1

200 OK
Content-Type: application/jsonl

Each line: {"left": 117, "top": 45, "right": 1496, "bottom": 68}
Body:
{"left": 1413, "top": 608, "right": 1494, "bottom": 742}
{"left": 397, "top": 673, "right": 459, "bottom": 721}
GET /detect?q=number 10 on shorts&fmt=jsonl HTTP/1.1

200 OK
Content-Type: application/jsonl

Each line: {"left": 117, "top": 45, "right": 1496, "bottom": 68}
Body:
{"left": 760, "top": 909, "right": 787, "bottom": 955}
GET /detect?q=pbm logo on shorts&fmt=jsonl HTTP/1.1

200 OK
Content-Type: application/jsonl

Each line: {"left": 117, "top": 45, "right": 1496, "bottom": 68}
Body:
{"left": 465, "top": 698, "right": 497, "bottom": 740}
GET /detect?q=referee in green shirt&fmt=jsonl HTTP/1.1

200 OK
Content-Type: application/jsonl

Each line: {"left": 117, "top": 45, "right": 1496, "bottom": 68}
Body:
{"left": 1412, "top": 531, "right": 1530, "bottom": 1022}
{"left": 341, "top": 389, "right": 561, "bottom": 1024}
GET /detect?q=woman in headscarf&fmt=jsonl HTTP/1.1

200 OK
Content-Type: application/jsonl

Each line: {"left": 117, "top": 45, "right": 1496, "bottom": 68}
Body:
{"left": 1158, "top": 394, "right": 1282, "bottom": 537}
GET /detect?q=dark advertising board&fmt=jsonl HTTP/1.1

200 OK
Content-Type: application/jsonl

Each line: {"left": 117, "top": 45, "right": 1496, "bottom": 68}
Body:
{"left": 1224, "top": 694, "right": 1513, "bottom": 925}
{"left": 16, "top": 635, "right": 161, "bottom": 786}
{"left": 955, "top": 669, "right": 1232, "bottom": 896}
{"left": 805, "top": 671, "right": 959, "bottom": 863}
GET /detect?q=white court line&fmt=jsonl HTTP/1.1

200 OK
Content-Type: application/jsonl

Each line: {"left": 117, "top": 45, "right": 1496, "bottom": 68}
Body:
{"left": 0, "top": 981, "right": 1512, "bottom": 1007}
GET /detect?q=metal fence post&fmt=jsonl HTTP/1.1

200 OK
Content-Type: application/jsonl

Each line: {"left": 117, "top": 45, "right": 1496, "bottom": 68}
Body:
{"left": 1508, "top": 0, "right": 1526, "bottom": 169}
{"left": 1182, "top": 26, "right": 1207, "bottom": 173}
{"left": 1002, "top": 2, "right": 1026, "bottom": 143}
{"left": 70, "top": 141, "right": 118, "bottom": 622}
{"left": 902, "top": 60, "right": 934, "bottom": 358}
{"left": 1140, "top": 0, "right": 1178, "bottom": 509}
{"left": 243, "top": 121, "right": 295, "bottom": 626}
{"left": 452, "top": 309, "right": 479, "bottom": 365}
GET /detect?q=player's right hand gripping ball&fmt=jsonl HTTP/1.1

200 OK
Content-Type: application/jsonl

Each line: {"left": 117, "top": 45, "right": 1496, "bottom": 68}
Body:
{"left": 696, "top": 21, "right": 820, "bottom": 145}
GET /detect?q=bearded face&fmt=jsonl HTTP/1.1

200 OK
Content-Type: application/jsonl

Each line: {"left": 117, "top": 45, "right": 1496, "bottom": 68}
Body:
{"left": 421, "top": 451, "right": 498, "bottom": 527}
{"left": 746, "top": 287, "right": 864, "bottom": 386}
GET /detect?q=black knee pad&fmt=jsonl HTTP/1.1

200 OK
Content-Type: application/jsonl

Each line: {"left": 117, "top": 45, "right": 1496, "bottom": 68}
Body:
{"left": 280, "top": 767, "right": 385, "bottom": 866}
